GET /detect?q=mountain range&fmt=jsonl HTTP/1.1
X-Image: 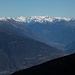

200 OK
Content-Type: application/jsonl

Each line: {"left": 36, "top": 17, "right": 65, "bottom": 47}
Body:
{"left": 0, "top": 18, "right": 65, "bottom": 75}
{"left": 1, "top": 16, "right": 75, "bottom": 50}
{"left": 0, "top": 16, "right": 75, "bottom": 75}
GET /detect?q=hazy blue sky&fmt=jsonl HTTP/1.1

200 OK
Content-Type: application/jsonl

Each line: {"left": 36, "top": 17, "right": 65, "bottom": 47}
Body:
{"left": 0, "top": 0, "right": 75, "bottom": 18}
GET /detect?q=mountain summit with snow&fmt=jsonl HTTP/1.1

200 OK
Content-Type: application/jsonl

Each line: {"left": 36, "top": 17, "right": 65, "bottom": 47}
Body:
{"left": 0, "top": 16, "right": 74, "bottom": 23}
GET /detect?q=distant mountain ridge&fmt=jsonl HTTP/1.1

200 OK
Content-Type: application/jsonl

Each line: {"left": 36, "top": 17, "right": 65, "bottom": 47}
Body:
{"left": 0, "top": 16, "right": 74, "bottom": 23}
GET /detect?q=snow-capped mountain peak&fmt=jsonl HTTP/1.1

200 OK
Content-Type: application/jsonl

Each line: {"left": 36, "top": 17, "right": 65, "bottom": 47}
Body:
{"left": 0, "top": 16, "right": 74, "bottom": 23}
{"left": 14, "top": 16, "right": 26, "bottom": 22}
{"left": 0, "top": 17, "right": 11, "bottom": 21}
{"left": 26, "top": 16, "right": 72, "bottom": 23}
{"left": 27, "top": 16, "right": 54, "bottom": 23}
{"left": 54, "top": 17, "right": 71, "bottom": 21}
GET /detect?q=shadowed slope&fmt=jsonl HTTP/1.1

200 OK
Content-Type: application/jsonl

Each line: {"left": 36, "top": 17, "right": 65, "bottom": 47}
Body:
{"left": 11, "top": 53, "right": 75, "bottom": 75}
